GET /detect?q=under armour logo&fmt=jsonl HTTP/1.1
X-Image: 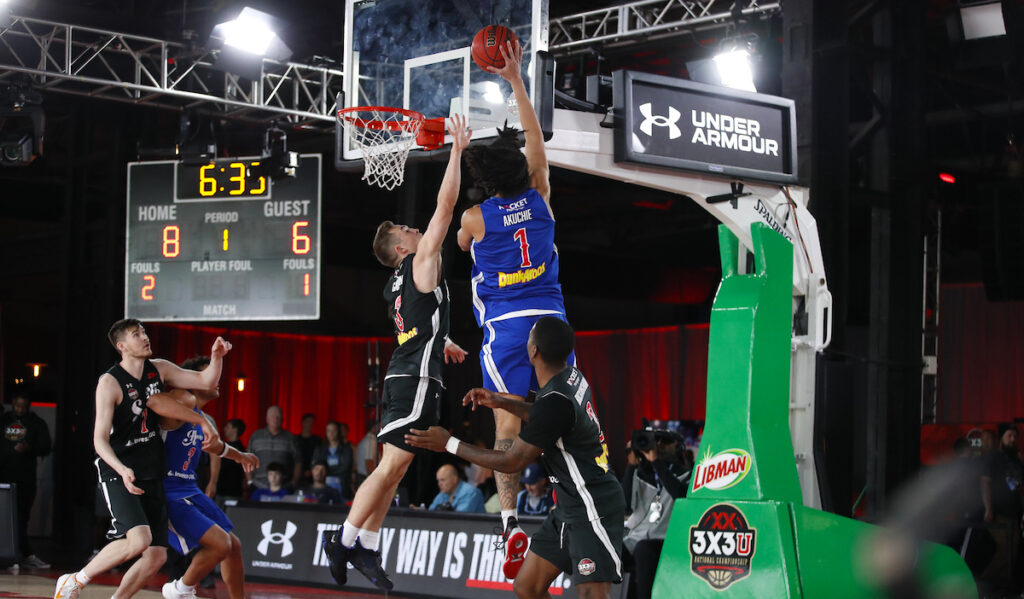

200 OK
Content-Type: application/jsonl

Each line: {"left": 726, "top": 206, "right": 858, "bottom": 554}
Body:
{"left": 257, "top": 520, "right": 297, "bottom": 557}
{"left": 639, "top": 103, "right": 682, "bottom": 139}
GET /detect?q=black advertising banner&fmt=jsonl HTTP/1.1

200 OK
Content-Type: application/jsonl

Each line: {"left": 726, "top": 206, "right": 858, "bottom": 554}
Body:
{"left": 613, "top": 70, "right": 797, "bottom": 184}
{"left": 227, "top": 503, "right": 576, "bottom": 598}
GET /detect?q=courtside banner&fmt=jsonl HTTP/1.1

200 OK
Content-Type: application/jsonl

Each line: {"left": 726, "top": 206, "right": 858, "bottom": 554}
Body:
{"left": 228, "top": 503, "right": 573, "bottom": 597}
{"left": 612, "top": 70, "right": 798, "bottom": 184}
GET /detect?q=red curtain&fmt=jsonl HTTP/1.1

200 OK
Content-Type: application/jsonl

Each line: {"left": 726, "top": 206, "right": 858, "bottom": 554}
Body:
{"left": 147, "top": 322, "right": 710, "bottom": 456}
{"left": 937, "top": 284, "right": 1024, "bottom": 422}
{"left": 147, "top": 323, "right": 394, "bottom": 444}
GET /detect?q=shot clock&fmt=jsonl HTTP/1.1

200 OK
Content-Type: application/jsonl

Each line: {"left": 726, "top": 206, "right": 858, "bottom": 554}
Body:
{"left": 125, "top": 154, "right": 321, "bottom": 321}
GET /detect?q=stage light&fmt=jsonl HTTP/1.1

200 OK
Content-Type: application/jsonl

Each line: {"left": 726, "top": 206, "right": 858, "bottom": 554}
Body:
{"left": 208, "top": 7, "right": 292, "bottom": 80}
{"left": 0, "top": 82, "right": 44, "bottom": 167}
{"left": 959, "top": 1, "right": 1006, "bottom": 40}
{"left": 939, "top": 172, "right": 956, "bottom": 184}
{"left": 26, "top": 363, "right": 45, "bottom": 378}
{"left": 236, "top": 373, "right": 246, "bottom": 392}
{"left": 713, "top": 49, "right": 756, "bottom": 93}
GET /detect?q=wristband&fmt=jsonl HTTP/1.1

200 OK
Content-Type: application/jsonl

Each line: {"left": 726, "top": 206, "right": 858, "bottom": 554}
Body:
{"left": 218, "top": 441, "right": 230, "bottom": 458}
{"left": 445, "top": 436, "right": 461, "bottom": 455}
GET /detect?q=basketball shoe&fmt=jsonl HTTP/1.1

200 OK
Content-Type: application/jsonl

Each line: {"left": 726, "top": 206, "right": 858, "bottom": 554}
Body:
{"left": 322, "top": 530, "right": 349, "bottom": 586}
{"left": 54, "top": 573, "right": 84, "bottom": 599}
{"left": 347, "top": 540, "right": 393, "bottom": 590}
{"left": 497, "top": 518, "right": 529, "bottom": 580}
{"left": 161, "top": 579, "right": 197, "bottom": 599}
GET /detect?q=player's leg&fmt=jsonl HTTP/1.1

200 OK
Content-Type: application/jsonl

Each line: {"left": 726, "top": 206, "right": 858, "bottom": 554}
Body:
{"left": 514, "top": 513, "right": 570, "bottom": 599}
{"left": 112, "top": 544, "right": 167, "bottom": 599}
{"left": 343, "top": 442, "right": 414, "bottom": 531}
{"left": 180, "top": 526, "right": 231, "bottom": 587}
{"left": 481, "top": 316, "right": 540, "bottom": 577}
{"left": 220, "top": 532, "right": 245, "bottom": 599}
{"left": 511, "top": 552, "right": 564, "bottom": 599}
{"left": 563, "top": 515, "right": 623, "bottom": 599}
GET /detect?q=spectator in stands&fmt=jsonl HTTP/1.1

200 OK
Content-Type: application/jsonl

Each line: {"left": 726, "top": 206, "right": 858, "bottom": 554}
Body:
{"left": 429, "top": 464, "right": 485, "bottom": 513}
{"left": 0, "top": 390, "right": 52, "bottom": 570}
{"left": 250, "top": 462, "right": 291, "bottom": 502}
{"left": 980, "top": 423, "right": 1024, "bottom": 592}
{"left": 355, "top": 419, "right": 379, "bottom": 488}
{"left": 301, "top": 460, "right": 343, "bottom": 505}
{"left": 247, "top": 406, "right": 302, "bottom": 489}
{"left": 312, "top": 420, "right": 354, "bottom": 499}
{"left": 623, "top": 431, "right": 691, "bottom": 599}
{"left": 515, "top": 462, "right": 553, "bottom": 517}
{"left": 297, "top": 413, "right": 322, "bottom": 483}
{"left": 216, "top": 419, "right": 247, "bottom": 504}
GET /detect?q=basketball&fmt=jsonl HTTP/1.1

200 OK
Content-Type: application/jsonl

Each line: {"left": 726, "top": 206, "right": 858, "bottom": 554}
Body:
{"left": 472, "top": 25, "right": 517, "bottom": 71}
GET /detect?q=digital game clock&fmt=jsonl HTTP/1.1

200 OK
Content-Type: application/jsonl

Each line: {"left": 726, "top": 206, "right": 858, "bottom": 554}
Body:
{"left": 125, "top": 155, "right": 321, "bottom": 321}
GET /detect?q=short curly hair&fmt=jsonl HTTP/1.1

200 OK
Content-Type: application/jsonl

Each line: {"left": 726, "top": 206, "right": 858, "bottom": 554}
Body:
{"left": 463, "top": 123, "right": 530, "bottom": 199}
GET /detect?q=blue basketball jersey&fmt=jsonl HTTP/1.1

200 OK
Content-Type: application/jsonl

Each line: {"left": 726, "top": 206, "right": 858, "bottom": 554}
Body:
{"left": 470, "top": 189, "right": 565, "bottom": 325}
{"left": 161, "top": 409, "right": 204, "bottom": 500}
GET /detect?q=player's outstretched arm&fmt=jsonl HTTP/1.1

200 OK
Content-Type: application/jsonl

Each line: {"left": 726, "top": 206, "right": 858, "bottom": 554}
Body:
{"left": 463, "top": 388, "right": 531, "bottom": 420}
{"left": 405, "top": 426, "right": 542, "bottom": 473}
{"left": 489, "top": 40, "right": 550, "bottom": 205}
{"left": 413, "top": 114, "right": 471, "bottom": 292}
{"left": 94, "top": 374, "right": 143, "bottom": 495}
{"left": 154, "top": 337, "right": 232, "bottom": 392}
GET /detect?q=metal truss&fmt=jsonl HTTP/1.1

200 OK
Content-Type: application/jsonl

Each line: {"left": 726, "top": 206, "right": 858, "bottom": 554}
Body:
{"left": 549, "top": 0, "right": 781, "bottom": 53}
{"left": 0, "top": 15, "right": 344, "bottom": 131}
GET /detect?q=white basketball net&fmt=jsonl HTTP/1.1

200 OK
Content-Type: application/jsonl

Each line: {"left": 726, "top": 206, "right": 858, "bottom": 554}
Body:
{"left": 339, "top": 108, "right": 423, "bottom": 191}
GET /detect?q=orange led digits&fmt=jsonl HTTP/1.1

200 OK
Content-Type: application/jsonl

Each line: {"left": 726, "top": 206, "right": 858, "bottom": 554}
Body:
{"left": 162, "top": 225, "right": 180, "bottom": 257}
{"left": 303, "top": 273, "right": 310, "bottom": 296}
{"left": 141, "top": 275, "right": 156, "bottom": 300}
{"left": 292, "top": 221, "right": 311, "bottom": 254}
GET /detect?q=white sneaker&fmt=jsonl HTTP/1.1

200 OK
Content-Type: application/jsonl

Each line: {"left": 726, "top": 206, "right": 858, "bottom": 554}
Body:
{"left": 162, "top": 580, "right": 197, "bottom": 599}
{"left": 24, "top": 554, "right": 51, "bottom": 569}
{"left": 6, "top": 563, "right": 19, "bottom": 575}
{"left": 54, "top": 573, "right": 84, "bottom": 599}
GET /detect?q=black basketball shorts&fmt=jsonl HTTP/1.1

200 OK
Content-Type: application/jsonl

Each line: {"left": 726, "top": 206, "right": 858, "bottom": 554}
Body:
{"left": 98, "top": 477, "right": 169, "bottom": 547}
{"left": 529, "top": 510, "right": 624, "bottom": 585}
{"left": 377, "top": 375, "right": 442, "bottom": 455}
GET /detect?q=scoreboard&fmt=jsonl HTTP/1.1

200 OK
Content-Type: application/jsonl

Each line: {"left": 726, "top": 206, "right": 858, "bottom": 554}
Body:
{"left": 124, "top": 154, "right": 321, "bottom": 321}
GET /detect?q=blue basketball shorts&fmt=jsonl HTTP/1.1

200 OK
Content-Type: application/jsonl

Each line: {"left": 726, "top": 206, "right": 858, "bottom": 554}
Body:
{"left": 166, "top": 492, "right": 234, "bottom": 555}
{"left": 480, "top": 311, "right": 575, "bottom": 398}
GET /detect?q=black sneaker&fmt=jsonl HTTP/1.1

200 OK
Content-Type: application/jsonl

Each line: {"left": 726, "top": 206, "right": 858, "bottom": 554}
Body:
{"left": 322, "top": 531, "right": 349, "bottom": 586}
{"left": 347, "top": 540, "right": 393, "bottom": 590}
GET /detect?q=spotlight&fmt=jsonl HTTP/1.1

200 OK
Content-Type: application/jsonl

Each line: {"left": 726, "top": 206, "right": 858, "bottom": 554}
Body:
{"left": 0, "top": 81, "right": 44, "bottom": 167}
{"left": 713, "top": 45, "right": 757, "bottom": 93}
{"left": 255, "top": 125, "right": 298, "bottom": 179}
{"left": 958, "top": 1, "right": 1006, "bottom": 40}
{"left": 236, "top": 372, "right": 246, "bottom": 392}
{"left": 208, "top": 7, "right": 292, "bottom": 80}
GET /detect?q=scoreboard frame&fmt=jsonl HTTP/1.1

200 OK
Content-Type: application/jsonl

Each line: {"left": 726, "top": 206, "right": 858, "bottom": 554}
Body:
{"left": 124, "top": 154, "right": 322, "bottom": 322}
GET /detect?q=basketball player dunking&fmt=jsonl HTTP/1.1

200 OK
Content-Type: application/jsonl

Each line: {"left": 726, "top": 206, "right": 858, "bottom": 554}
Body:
{"left": 322, "top": 114, "right": 471, "bottom": 590}
{"left": 55, "top": 319, "right": 230, "bottom": 599}
{"left": 457, "top": 39, "right": 573, "bottom": 579}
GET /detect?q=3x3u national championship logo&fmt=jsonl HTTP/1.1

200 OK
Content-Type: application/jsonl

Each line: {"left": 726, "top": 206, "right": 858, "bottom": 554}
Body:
{"left": 689, "top": 503, "right": 756, "bottom": 590}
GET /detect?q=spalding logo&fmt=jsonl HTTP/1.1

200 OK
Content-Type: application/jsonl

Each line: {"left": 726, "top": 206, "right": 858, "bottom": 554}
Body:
{"left": 692, "top": 448, "right": 752, "bottom": 492}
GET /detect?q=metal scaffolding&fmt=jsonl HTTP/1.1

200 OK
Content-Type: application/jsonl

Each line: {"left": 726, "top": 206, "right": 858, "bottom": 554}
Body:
{"left": 0, "top": 3, "right": 781, "bottom": 126}
{"left": 548, "top": 0, "right": 781, "bottom": 53}
{"left": 0, "top": 15, "right": 344, "bottom": 131}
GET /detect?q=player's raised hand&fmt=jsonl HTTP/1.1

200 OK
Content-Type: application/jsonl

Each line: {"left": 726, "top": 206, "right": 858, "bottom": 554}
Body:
{"left": 463, "top": 387, "right": 499, "bottom": 411}
{"left": 238, "top": 452, "right": 259, "bottom": 473}
{"left": 447, "top": 114, "right": 471, "bottom": 153}
{"left": 211, "top": 336, "right": 232, "bottom": 358}
{"left": 487, "top": 39, "right": 523, "bottom": 82}
{"left": 120, "top": 467, "right": 144, "bottom": 495}
{"left": 444, "top": 338, "right": 468, "bottom": 364}
{"left": 201, "top": 421, "right": 221, "bottom": 452}
{"left": 405, "top": 426, "right": 452, "bottom": 452}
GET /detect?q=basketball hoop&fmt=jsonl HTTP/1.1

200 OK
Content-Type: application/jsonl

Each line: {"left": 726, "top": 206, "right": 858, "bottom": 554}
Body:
{"left": 338, "top": 106, "right": 445, "bottom": 191}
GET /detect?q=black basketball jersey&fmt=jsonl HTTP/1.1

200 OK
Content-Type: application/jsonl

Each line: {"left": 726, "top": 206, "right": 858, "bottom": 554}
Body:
{"left": 95, "top": 360, "right": 167, "bottom": 482}
{"left": 383, "top": 254, "right": 450, "bottom": 381}
{"left": 519, "top": 366, "right": 625, "bottom": 523}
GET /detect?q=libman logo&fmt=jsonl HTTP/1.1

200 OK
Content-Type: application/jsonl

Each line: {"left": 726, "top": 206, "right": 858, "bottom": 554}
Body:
{"left": 692, "top": 448, "right": 752, "bottom": 492}
{"left": 689, "top": 503, "right": 756, "bottom": 590}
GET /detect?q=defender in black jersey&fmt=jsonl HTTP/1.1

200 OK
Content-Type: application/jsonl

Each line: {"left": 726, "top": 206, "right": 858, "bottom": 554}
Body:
{"left": 54, "top": 319, "right": 231, "bottom": 599}
{"left": 322, "top": 115, "right": 471, "bottom": 592}
{"left": 408, "top": 316, "right": 625, "bottom": 599}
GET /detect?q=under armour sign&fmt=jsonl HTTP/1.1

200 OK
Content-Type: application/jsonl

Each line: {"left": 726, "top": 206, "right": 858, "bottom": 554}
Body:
{"left": 614, "top": 70, "right": 797, "bottom": 184}
{"left": 638, "top": 103, "right": 682, "bottom": 139}
{"left": 258, "top": 520, "right": 298, "bottom": 557}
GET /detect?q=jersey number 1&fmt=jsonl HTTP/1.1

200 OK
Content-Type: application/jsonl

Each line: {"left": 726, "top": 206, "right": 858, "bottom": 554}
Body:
{"left": 514, "top": 228, "right": 532, "bottom": 268}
